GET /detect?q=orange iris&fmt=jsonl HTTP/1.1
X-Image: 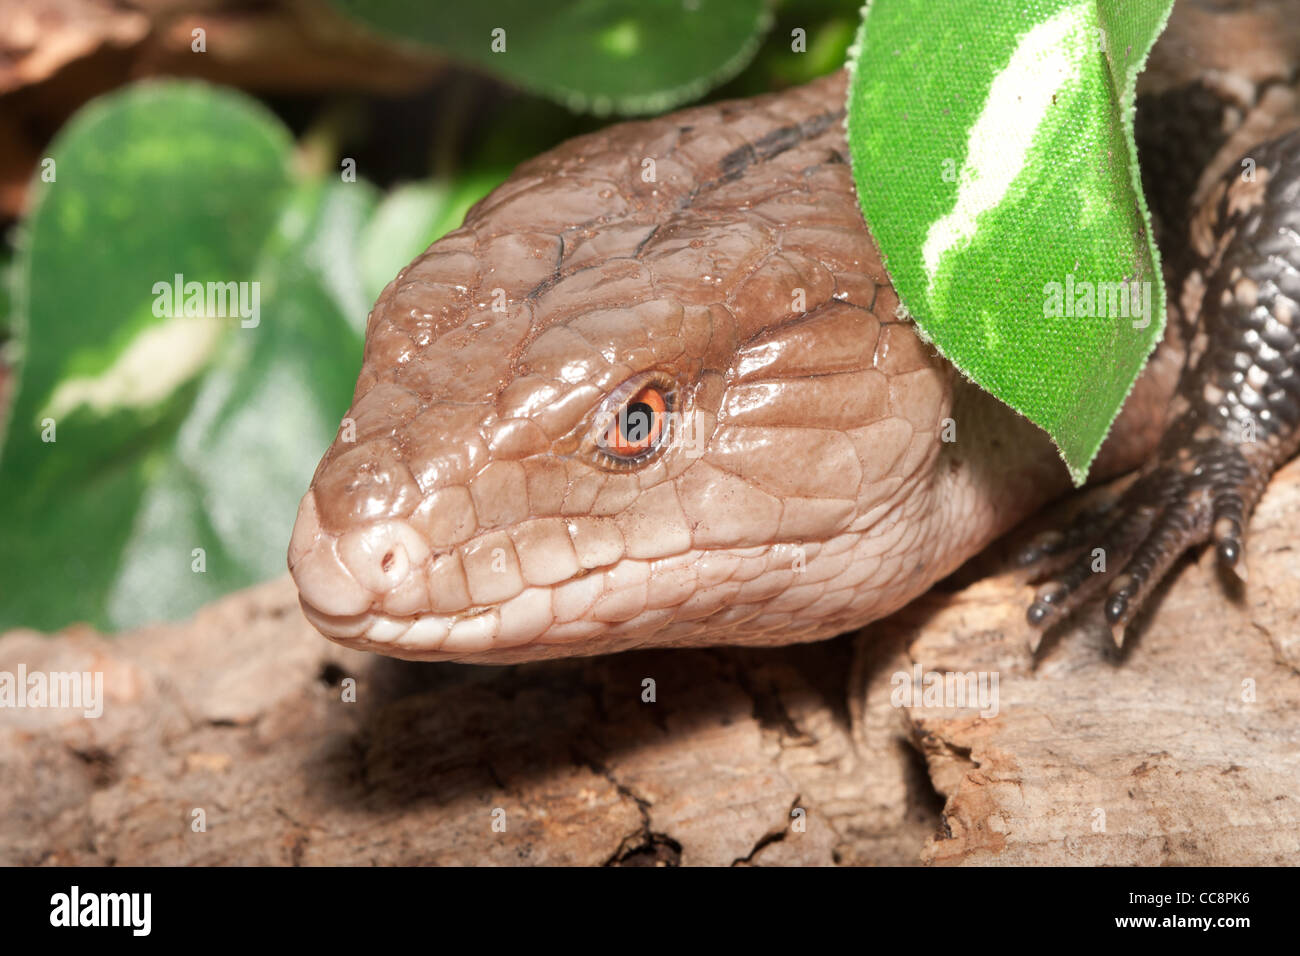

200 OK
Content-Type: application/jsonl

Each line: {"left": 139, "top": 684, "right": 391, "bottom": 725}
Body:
{"left": 602, "top": 386, "right": 667, "bottom": 458}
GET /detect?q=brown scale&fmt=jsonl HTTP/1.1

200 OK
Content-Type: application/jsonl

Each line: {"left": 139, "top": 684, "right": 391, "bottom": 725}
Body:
{"left": 289, "top": 3, "right": 1300, "bottom": 663}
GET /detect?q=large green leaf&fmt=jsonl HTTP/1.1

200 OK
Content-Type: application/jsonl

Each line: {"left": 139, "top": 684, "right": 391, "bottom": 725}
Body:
{"left": 0, "top": 83, "right": 365, "bottom": 632}
{"left": 329, "top": 0, "right": 772, "bottom": 115}
{"left": 847, "top": 0, "right": 1174, "bottom": 484}
{"left": 0, "top": 83, "right": 292, "bottom": 631}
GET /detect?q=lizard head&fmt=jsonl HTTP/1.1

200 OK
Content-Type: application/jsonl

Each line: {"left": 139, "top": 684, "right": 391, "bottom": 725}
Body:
{"left": 288, "top": 75, "right": 953, "bottom": 663}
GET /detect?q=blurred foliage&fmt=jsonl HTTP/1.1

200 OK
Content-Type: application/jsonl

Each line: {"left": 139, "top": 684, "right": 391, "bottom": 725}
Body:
{"left": 0, "top": 0, "right": 857, "bottom": 634}
{"left": 714, "top": 0, "right": 859, "bottom": 97}
{"left": 1, "top": 84, "right": 296, "bottom": 631}
{"left": 0, "top": 247, "right": 11, "bottom": 340}
{"left": 329, "top": 0, "right": 772, "bottom": 115}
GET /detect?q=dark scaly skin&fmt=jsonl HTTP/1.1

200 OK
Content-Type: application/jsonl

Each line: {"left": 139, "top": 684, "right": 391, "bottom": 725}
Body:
{"left": 288, "top": 3, "right": 1300, "bottom": 663}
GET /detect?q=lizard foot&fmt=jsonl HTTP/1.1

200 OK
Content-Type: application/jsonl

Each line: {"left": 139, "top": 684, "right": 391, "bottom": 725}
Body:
{"left": 1017, "top": 429, "right": 1267, "bottom": 647}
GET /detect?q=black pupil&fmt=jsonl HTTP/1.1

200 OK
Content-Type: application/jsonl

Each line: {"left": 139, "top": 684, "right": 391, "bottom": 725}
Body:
{"left": 621, "top": 402, "right": 655, "bottom": 444}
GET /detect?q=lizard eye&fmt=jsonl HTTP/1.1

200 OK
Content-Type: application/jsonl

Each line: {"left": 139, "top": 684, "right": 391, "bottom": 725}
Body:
{"left": 592, "top": 374, "right": 675, "bottom": 466}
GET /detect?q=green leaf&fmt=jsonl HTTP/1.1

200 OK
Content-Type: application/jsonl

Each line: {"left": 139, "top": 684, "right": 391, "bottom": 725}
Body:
{"left": 846, "top": 0, "right": 1175, "bottom": 484}
{"left": 0, "top": 82, "right": 364, "bottom": 632}
{"left": 0, "top": 245, "right": 12, "bottom": 340}
{"left": 328, "top": 0, "right": 772, "bottom": 115}
{"left": 105, "top": 182, "right": 370, "bottom": 627}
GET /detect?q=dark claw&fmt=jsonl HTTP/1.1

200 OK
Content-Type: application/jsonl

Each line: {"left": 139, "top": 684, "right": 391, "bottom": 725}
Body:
{"left": 1022, "top": 438, "right": 1265, "bottom": 647}
{"left": 1103, "top": 591, "right": 1129, "bottom": 625}
{"left": 1035, "top": 582, "right": 1067, "bottom": 605}
{"left": 1026, "top": 602, "right": 1052, "bottom": 626}
{"left": 1016, "top": 530, "right": 1066, "bottom": 567}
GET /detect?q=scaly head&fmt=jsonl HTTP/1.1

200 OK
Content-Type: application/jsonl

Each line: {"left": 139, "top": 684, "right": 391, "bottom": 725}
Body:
{"left": 288, "top": 74, "right": 956, "bottom": 663}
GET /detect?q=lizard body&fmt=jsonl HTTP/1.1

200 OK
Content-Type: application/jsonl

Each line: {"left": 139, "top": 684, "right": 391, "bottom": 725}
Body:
{"left": 289, "top": 1, "right": 1300, "bottom": 663}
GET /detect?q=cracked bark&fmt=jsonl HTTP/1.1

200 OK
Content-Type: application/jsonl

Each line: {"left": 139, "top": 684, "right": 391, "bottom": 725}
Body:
{"left": 3, "top": 459, "right": 1298, "bottom": 865}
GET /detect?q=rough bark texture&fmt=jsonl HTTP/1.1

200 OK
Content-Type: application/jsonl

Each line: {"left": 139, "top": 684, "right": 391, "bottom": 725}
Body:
{"left": 3, "top": 458, "right": 1298, "bottom": 866}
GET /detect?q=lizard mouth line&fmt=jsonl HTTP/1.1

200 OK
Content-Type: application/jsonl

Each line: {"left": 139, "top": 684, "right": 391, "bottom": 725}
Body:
{"left": 300, "top": 598, "right": 508, "bottom": 656}
{"left": 296, "top": 578, "right": 618, "bottom": 662}
{"left": 295, "top": 541, "right": 754, "bottom": 661}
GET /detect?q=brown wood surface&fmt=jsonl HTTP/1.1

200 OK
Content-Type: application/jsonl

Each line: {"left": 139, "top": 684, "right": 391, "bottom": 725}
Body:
{"left": 4, "top": 458, "right": 1296, "bottom": 866}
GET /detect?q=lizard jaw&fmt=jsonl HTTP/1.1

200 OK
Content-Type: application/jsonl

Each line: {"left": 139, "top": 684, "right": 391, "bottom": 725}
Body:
{"left": 287, "top": 486, "right": 931, "bottom": 665}
{"left": 286, "top": 490, "right": 534, "bottom": 660}
{"left": 297, "top": 595, "right": 546, "bottom": 660}
{"left": 288, "top": 488, "right": 673, "bottom": 662}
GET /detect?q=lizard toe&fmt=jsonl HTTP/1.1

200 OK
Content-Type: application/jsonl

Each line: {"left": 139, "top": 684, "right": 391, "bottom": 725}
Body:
{"left": 1025, "top": 435, "right": 1268, "bottom": 648}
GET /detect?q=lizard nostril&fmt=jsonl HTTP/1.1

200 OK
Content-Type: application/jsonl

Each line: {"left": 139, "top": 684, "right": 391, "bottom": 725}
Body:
{"left": 375, "top": 544, "right": 408, "bottom": 582}
{"left": 338, "top": 521, "right": 430, "bottom": 595}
